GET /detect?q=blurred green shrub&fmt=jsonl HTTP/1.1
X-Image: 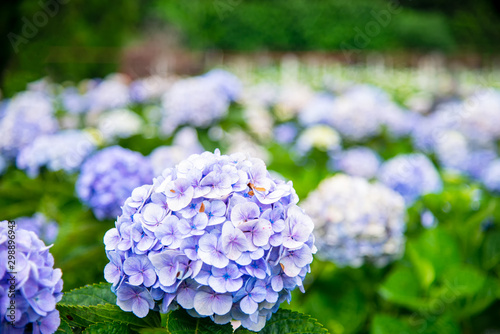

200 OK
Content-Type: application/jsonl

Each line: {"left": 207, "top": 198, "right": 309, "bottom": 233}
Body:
{"left": 152, "top": 0, "right": 457, "bottom": 51}
{"left": 0, "top": 0, "right": 142, "bottom": 96}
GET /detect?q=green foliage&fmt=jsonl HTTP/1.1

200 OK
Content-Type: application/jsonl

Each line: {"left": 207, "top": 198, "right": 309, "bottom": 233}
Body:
{"left": 234, "top": 309, "right": 328, "bottom": 334}
{"left": 57, "top": 284, "right": 327, "bottom": 333}
{"left": 152, "top": 0, "right": 460, "bottom": 53}
{"left": 1, "top": 0, "right": 142, "bottom": 96}
{"left": 57, "top": 282, "right": 161, "bottom": 332}
{"left": 139, "top": 309, "right": 233, "bottom": 334}
{"left": 371, "top": 314, "right": 413, "bottom": 334}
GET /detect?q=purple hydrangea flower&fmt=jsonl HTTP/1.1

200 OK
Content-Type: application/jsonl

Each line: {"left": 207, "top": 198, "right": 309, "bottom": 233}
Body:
{"left": 76, "top": 146, "right": 154, "bottom": 220}
{"left": 160, "top": 76, "right": 231, "bottom": 136}
{"left": 303, "top": 174, "right": 406, "bottom": 267}
{"left": 328, "top": 85, "right": 386, "bottom": 141}
{"left": 149, "top": 127, "right": 204, "bottom": 176}
{"left": 15, "top": 213, "right": 59, "bottom": 244}
{"left": 86, "top": 76, "right": 131, "bottom": 112}
{"left": 330, "top": 147, "right": 381, "bottom": 179}
{"left": 0, "top": 155, "right": 6, "bottom": 176}
{"left": 0, "top": 91, "right": 58, "bottom": 159}
{"left": 377, "top": 153, "right": 442, "bottom": 206}
{"left": 273, "top": 123, "right": 298, "bottom": 146}
{"left": 482, "top": 159, "right": 500, "bottom": 193}
{"left": 0, "top": 220, "right": 63, "bottom": 334}
{"left": 202, "top": 69, "right": 242, "bottom": 102}
{"left": 421, "top": 210, "right": 437, "bottom": 229}
{"left": 16, "top": 130, "right": 97, "bottom": 178}
{"left": 297, "top": 93, "right": 335, "bottom": 127}
{"left": 59, "top": 87, "right": 89, "bottom": 114}
{"left": 104, "top": 150, "right": 316, "bottom": 331}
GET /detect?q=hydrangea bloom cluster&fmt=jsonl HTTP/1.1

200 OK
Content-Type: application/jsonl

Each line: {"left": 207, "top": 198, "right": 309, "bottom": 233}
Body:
{"left": 77, "top": 146, "right": 154, "bottom": 220}
{"left": 329, "top": 85, "right": 385, "bottom": 141}
{"left": 86, "top": 75, "right": 131, "bottom": 112}
{"left": 161, "top": 71, "right": 240, "bottom": 136}
{"left": 16, "top": 213, "right": 59, "bottom": 244}
{"left": 202, "top": 69, "right": 242, "bottom": 102}
{"left": 458, "top": 90, "right": 500, "bottom": 144}
{"left": 103, "top": 150, "right": 316, "bottom": 331}
{"left": 96, "top": 109, "right": 144, "bottom": 143}
{"left": 16, "top": 130, "right": 97, "bottom": 178}
{"left": 273, "top": 123, "right": 298, "bottom": 145}
{"left": 129, "top": 76, "right": 172, "bottom": 103}
{"left": 302, "top": 174, "right": 406, "bottom": 267}
{"left": 482, "top": 159, "right": 500, "bottom": 193}
{"left": 0, "top": 91, "right": 58, "bottom": 159}
{"left": 295, "top": 125, "right": 341, "bottom": 155}
{"left": 297, "top": 93, "right": 335, "bottom": 127}
{"left": 59, "top": 87, "right": 88, "bottom": 114}
{"left": 377, "top": 153, "right": 442, "bottom": 205}
{"left": 149, "top": 127, "right": 204, "bottom": 176}
{"left": 0, "top": 220, "right": 63, "bottom": 333}
{"left": 0, "top": 155, "right": 6, "bottom": 176}
{"left": 330, "top": 147, "right": 381, "bottom": 179}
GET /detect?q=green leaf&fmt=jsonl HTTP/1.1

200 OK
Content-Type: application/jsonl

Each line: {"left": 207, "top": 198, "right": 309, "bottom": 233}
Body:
{"left": 453, "top": 277, "right": 500, "bottom": 318}
{"left": 84, "top": 321, "right": 132, "bottom": 334}
{"left": 234, "top": 309, "right": 328, "bottom": 334}
{"left": 60, "top": 282, "right": 117, "bottom": 307}
{"left": 411, "top": 228, "right": 461, "bottom": 278}
{"left": 379, "top": 266, "right": 426, "bottom": 310}
{"left": 407, "top": 243, "right": 435, "bottom": 290}
{"left": 291, "top": 283, "right": 367, "bottom": 334}
{"left": 139, "top": 309, "right": 233, "bottom": 334}
{"left": 482, "top": 230, "right": 500, "bottom": 269}
{"left": 371, "top": 314, "right": 413, "bottom": 334}
{"left": 442, "top": 265, "right": 486, "bottom": 297}
{"left": 58, "top": 304, "right": 161, "bottom": 329}
{"left": 55, "top": 320, "right": 74, "bottom": 334}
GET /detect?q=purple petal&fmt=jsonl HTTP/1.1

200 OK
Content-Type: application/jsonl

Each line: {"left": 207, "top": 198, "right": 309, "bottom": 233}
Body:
{"left": 240, "top": 295, "right": 258, "bottom": 314}
{"left": 198, "top": 233, "right": 217, "bottom": 252}
{"left": 194, "top": 290, "right": 215, "bottom": 316}
{"left": 231, "top": 202, "right": 260, "bottom": 225}
{"left": 128, "top": 273, "right": 144, "bottom": 286}
{"left": 250, "top": 286, "right": 267, "bottom": 303}
{"left": 208, "top": 276, "right": 228, "bottom": 293}
{"left": 271, "top": 275, "right": 283, "bottom": 292}
{"left": 40, "top": 310, "right": 60, "bottom": 334}
{"left": 132, "top": 297, "right": 150, "bottom": 318}
{"left": 212, "top": 294, "right": 232, "bottom": 315}
{"left": 225, "top": 277, "right": 243, "bottom": 292}
{"left": 177, "top": 286, "right": 197, "bottom": 309}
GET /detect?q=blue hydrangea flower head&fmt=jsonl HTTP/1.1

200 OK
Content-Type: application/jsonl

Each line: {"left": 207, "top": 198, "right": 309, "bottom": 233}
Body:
{"left": 86, "top": 76, "right": 131, "bottom": 112}
{"left": 149, "top": 128, "right": 204, "bottom": 176}
{"left": 377, "top": 153, "right": 442, "bottom": 205}
{"left": 103, "top": 150, "right": 316, "bottom": 331}
{"left": 421, "top": 210, "right": 437, "bottom": 229}
{"left": 0, "top": 220, "right": 63, "bottom": 334}
{"left": 0, "top": 91, "right": 58, "bottom": 159}
{"left": 482, "top": 159, "right": 500, "bottom": 193}
{"left": 330, "top": 147, "right": 381, "bottom": 179}
{"left": 161, "top": 77, "right": 230, "bottom": 136}
{"left": 202, "top": 69, "right": 242, "bottom": 102}
{"left": 77, "top": 146, "right": 154, "bottom": 220}
{"left": 303, "top": 174, "right": 406, "bottom": 267}
{"left": 59, "top": 87, "right": 89, "bottom": 114}
{"left": 297, "top": 93, "right": 335, "bottom": 127}
{"left": 273, "top": 123, "right": 298, "bottom": 146}
{"left": 329, "top": 85, "right": 387, "bottom": 141}
{"left": 15, "top": 213, "right": 59, "bottom": 244}
{"left": 16, "top": 130, "right": 97, "bottom": 178}
{"left": 0, "top": 155, "right": 6, "bottom": 176}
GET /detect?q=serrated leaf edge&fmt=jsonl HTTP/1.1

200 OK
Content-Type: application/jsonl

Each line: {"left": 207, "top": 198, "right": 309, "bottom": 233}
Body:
{"left": 61, "top": 282, "right": 115, "bottom": 306}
